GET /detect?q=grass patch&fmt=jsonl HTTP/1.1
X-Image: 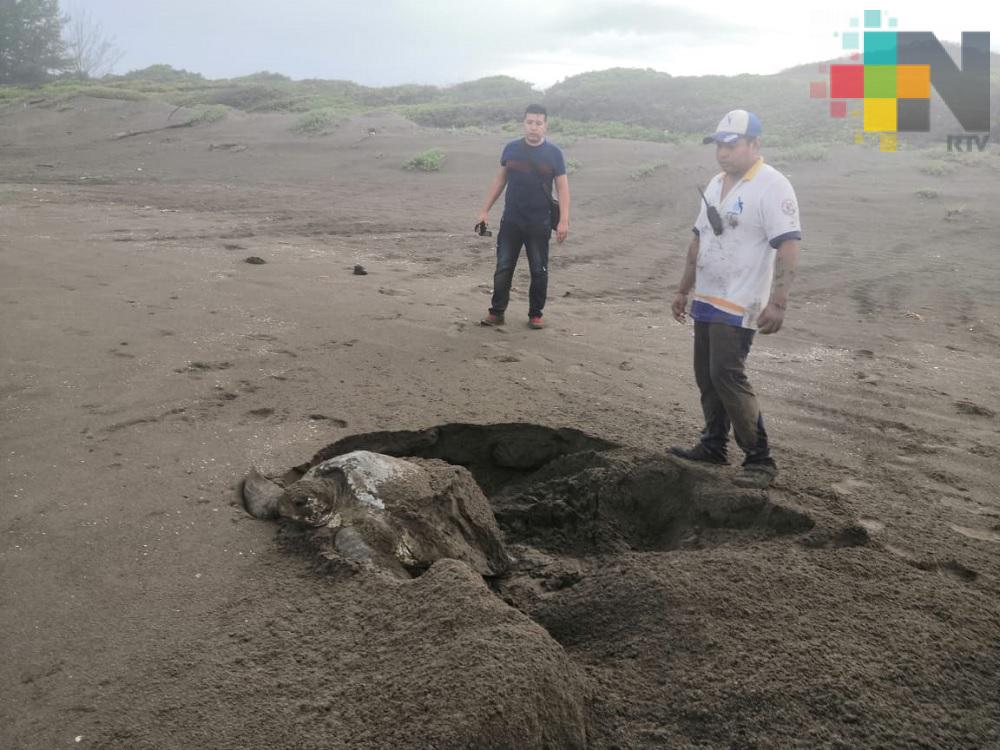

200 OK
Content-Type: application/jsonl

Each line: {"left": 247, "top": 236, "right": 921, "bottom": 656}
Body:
{"left": 402, "top": 148, "right": 446, "bottom": 172}
{"left": 565, "top": 159, "right": 581, "bottom": 174}
{"left": 919, "top": 161, "right": 958, "bottom": 176}
{"left": 80, "top": 86, "right": 148, "bottom": 101}
{"left": 915, "top": 188, "right": 939, "bottom": 199}
{"left": 630, "top": 160, "right": 669, "bottom": 180}
{"left": 774, "top": 143, "right": 828, "bottom": 162}
{"left": 547, "top": 117, "right": 685, "bottom": 143}
{"left": 292, "top": 107, "right": 346, "bottom": 135}
{"left": 192, "top": 104, "right": 229, "bottom": 124}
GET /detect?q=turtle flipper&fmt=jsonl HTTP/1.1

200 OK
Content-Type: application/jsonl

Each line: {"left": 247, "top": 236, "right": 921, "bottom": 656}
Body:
{"left": 241, "top": 468, "right": 283, "bottom": 519}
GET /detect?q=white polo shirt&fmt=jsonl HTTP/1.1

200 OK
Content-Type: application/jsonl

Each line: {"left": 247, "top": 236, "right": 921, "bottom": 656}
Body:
{"left": 691, "top": 158, "right": 801, "bottom": 329}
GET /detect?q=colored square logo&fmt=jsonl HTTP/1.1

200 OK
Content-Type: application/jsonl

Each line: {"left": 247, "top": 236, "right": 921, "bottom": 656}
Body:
{"left": 865, "top": 66, "right": 896, "bottom": 98}
{"left": 830, "top": 101, "right": 848, "bottom": 118}
{"left": 864, "top": 98, "right": 897, "bottom": 131}
{"left": 865, "top": 10, "right": 882, "bottom": 28}
{"left": 864, "top": 32, "right": 897, "bottom": 65}
{"left": 897, "top": 65, "right": 930, "bottom": 98}
{"left": 897, "top": 98, "right": 931, "bottom": 131}
{"left": 830, "top": 65, "right": 864, "bottom": 98}
{"left": 842, "top": 32, "right": 860, "bottom": 50}
{"left": 880, "top": 133, "right": 897, "bottom": 152}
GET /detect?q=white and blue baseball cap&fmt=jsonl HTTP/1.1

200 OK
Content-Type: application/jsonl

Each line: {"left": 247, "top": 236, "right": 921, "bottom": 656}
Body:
{"left": 703, "top": 110, "right": 763, "bottom": 144}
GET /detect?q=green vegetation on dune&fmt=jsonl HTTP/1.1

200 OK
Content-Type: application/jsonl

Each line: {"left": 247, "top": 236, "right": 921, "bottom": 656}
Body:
{"left": 630, "top": 160, "right": 669, "bottom": 180}
{"left": 4, "top": 56, "right": 998, "bottom": 146}
{"left": 919, "top": 161, "right": 958, "bottom": 176}
{"left": 402, "top": 148, "right": 446, "bottom": 172}
{"left": 293, "top": 107, "right": 346, "bottom": 135}
{"left": 772, "top": 143, "right": 829, "bottom": 162}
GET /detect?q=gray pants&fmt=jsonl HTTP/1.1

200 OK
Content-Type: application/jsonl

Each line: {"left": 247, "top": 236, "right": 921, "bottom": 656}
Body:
{"left": 693, "top": 321, "right": 773, "bottom": 466}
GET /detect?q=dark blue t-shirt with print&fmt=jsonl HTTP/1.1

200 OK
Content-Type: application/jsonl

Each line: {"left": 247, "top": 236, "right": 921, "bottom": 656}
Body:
{"left": 500, "top": 138, "right": 566, "bottom": 227}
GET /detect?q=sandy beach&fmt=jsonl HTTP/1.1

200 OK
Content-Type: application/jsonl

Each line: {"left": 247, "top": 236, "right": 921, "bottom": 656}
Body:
{"left": 2, "top": 97, "right": 999, "bottom": 748}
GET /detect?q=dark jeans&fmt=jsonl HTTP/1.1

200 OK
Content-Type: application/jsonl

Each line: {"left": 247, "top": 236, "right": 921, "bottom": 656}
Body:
{"left": 693, "top": 321, "right": 774, "bottom": 467}
{"left": 489, "top": 220, "right": 550, "bottom": 318}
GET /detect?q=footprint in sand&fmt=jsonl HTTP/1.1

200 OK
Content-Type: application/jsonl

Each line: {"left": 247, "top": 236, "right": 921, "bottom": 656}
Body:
{"left": 884, "top": 544, "right": 978, "bottom": 582}
{"left": 948, "top": 524, "right": 1000, "bottom": 543}
{"left": 830, "top": 478, "right": 871, "bottom": 498}
{"left": 938, "top": 495, "right": 995, "bottom": 516}
{"left": 858, "top": 517, "right": 885, "bottom": 534}
{"left": 175, "top": 360, "right": 233, "bottom": 374}
{"left": 308, "top": 415, "right": 348, "bottom": 427}
{"left": 954, "top": 400, "right": 996, "bottom": 418}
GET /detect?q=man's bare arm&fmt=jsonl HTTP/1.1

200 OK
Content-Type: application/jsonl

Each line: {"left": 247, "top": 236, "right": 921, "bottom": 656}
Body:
{"left": 769, "top": 239, "right": 799, "bottom": 309}
{"left": 758, "top": 238, "right": 799, "bottom": 334}
{"left": 554, "top": 173, "right": 570, "bottom": 243}
{"left": 672, "top": 233, "right": 700, "bottom": 322}
{"left": 477, "top": 167, "right": 508, "bottom": 225}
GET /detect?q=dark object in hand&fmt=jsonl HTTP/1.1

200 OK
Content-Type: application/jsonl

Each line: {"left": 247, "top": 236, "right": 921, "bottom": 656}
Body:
{"left": 697, "top": 186, "right": 724, "bottom": 236}
{"left": 353, "top": 264, "right": 368, "bottom": 275}
{"left": 475, "top": 221, "right": 492, "bottom": 237}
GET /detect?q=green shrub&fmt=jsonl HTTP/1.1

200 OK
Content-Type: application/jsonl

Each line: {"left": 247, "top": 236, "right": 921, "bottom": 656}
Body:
{"left": 565, "top": 159, "right": 581, "bottom": 174}
{"left": 193, "top": 104, "right": 229, "bottom": 124}
{"left": 292, "top": 108, "right": 346, "bottom": 135}
{"left": 919, "top": 161, "right": 957, "bottom": 176}
{"left": 775, "top": 143, "right": 828, "bottom": 162}
{"left": 630, "top": 160, "right": 669, "bottom": 180}
{"left": 547, "top": 117, "right": 683, "bottom": 143}
{"left": 118, "top": 64, "right": 204, "bottom": 83}
{"left": 201, "top": 85, "right": 288, "bottom": 111}
{"left": 402, "top": 148, "right": 446, "bottom": 172}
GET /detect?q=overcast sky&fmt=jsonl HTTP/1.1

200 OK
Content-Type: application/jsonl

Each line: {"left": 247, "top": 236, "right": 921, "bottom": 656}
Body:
{"left": 70, "top": 0, "right": 998, "bottom": 88}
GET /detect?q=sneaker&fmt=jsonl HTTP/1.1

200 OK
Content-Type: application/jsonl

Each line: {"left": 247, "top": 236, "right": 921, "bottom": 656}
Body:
{"left": 528, "top": 315, "right": 544, "bottom": 329}
{"left": 481, "top": 312, "right": 505, "bottom": 326}
{"left": 733, "top": 462, "right": 778, "bottom": 489}
{"left": 669, "top": 444, "right": 728, "bottom": 465}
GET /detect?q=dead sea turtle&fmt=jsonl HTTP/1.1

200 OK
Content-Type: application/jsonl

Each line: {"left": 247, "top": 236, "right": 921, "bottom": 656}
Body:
{"left": 242, "top": 450, "right": 509, "bottom": 578}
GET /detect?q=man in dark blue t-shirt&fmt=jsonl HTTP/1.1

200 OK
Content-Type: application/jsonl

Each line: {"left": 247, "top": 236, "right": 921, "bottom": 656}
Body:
{"left": 476, "top": 104, "right": 570, "bottom": 329}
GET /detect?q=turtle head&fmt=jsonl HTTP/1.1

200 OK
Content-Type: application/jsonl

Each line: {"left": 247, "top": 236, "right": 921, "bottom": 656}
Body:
{"left": 277, "top": 478, "right": 345, "bottom": 527}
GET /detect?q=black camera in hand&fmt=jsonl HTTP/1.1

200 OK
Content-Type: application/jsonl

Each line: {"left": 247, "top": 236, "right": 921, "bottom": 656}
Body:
{"left": 475, "top": 221, "right": 492, "bottom": 237}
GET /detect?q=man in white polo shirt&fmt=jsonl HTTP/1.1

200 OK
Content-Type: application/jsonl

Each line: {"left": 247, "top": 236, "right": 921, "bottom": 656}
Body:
{"left": 670, "top": 110, "right": 801, "bottom": 489}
